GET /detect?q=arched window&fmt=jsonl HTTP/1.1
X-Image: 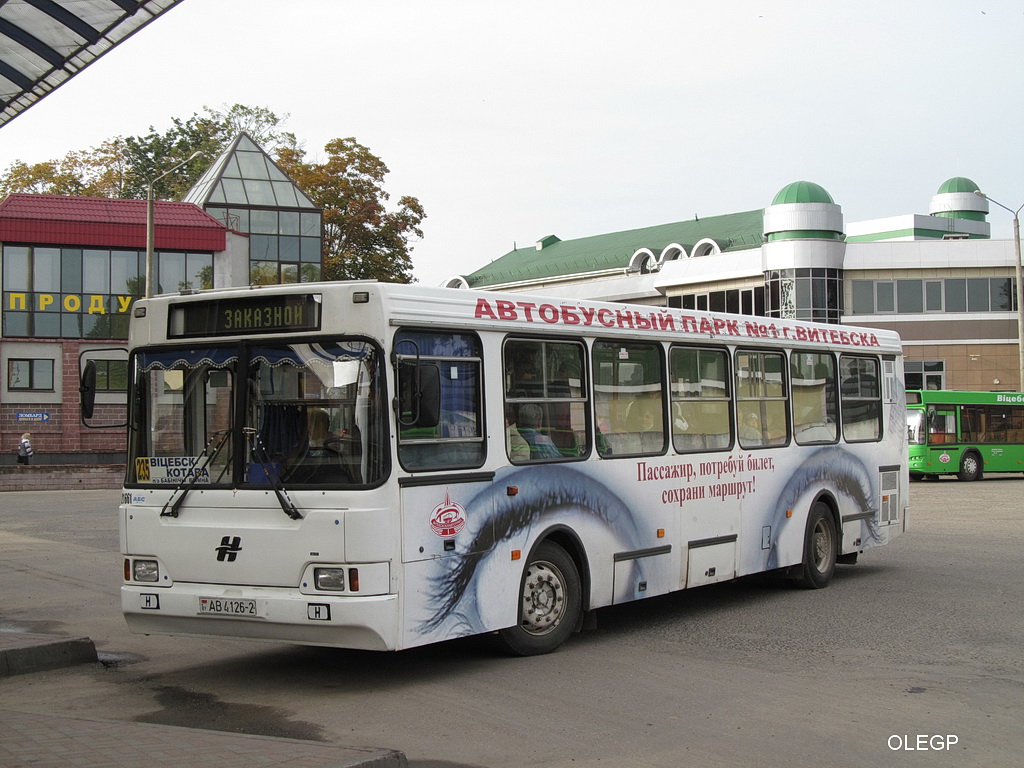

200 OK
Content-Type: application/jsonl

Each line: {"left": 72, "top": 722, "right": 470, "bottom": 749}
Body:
{"left": 689, "top": 238, "right": 721, "bottom": 258}
{"left": 628, "top": 249, "right": 658, "bottom": 273}
{"left": 660, "top": 244, "right": 688, "bottom": 264}
{"left": 443, "top": 276, "right": 470, "bottom": 289}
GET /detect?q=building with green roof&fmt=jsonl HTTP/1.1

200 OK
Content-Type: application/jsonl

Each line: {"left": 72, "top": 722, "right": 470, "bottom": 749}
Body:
{"left": 447, "top": 176, "right": 1023, "bottom": 391}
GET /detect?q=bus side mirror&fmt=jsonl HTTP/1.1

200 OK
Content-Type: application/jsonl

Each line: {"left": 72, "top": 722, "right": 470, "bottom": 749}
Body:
{"left": 80, "top": 360, "right": 97, "bottom": 420}
{"left": 416, "top": 364, "right": 441, "bottom": 429}
{"left": 78, "top": 349, "right": 129, "bottom": 429}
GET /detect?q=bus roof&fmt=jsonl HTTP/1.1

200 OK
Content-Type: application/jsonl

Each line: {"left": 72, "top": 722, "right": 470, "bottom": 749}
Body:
{"left": 134, "top": 280, "right": 904, "bottom": 354}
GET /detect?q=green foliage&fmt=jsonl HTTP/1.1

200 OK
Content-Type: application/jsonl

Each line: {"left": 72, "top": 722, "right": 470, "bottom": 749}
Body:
{"left": 120, "top": 114, "right": 226, "bottom": 200}
{"left": 276, "top": 138, "right": 425, "bottom": 283}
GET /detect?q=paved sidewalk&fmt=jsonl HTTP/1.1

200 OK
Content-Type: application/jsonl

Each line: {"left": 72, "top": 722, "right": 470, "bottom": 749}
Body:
{"left": 0, "top": 709, "right": 407, "bottom": 768}
{"left": 0, "top": 632, "right": 407, "bottom": 768}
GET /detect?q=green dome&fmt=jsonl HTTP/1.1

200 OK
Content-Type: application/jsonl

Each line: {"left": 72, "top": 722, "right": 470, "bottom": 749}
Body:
{"left": 937, "top": 176, "right": 980, "bottom": 195}
{"left": 772, "top": 181, "right": 834, "bottom": 205}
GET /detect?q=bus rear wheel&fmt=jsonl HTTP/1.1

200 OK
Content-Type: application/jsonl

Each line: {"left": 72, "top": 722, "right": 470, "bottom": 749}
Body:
{"left": 497, "top": 541, "right": 581, "bottom": 656}
{"left": 957, "top": 452, "right": 982, "bottom": 481}
{"left": 795, "top": 502, "right": 837, "bottom": 590}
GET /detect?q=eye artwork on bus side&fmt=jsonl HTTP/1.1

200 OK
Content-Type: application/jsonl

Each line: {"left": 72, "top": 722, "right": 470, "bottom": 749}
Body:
{"left": 408, "top": 440, "right": 895, "bottom": 647}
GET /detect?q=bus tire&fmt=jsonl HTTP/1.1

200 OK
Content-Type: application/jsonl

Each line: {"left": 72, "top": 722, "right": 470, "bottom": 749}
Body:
{"left": 795, "top": 502, "right": 837, "bottom": 590}
{"left": 497, "top": 541, "right": 581, "bottom": 656}
{"left": 957, "top": 452, "right": 982, "bottom": 482}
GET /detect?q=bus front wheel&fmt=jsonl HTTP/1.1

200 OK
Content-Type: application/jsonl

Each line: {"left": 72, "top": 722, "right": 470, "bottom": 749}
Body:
{"left": 957, "top": 452, "right": 982, "bottom": 482}
{"left": 795, "top": 502, "right": 837, "bottom": 590}
{"left": 497, "top": 541, "right": 581, "bottom": 656}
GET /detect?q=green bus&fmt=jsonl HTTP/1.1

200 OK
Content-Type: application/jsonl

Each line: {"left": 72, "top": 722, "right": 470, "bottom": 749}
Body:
{"left": 907, "top": 389, "right": 1024, "bottom": 481}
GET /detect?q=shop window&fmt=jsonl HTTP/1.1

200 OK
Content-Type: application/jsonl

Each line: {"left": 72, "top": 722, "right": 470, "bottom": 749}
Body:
{"left": 94, "top": 360, "right": 129, "bottom": 392}
{"left": 904, "top": 361, "right": 944, "bottom": 391}
{"left": 1, "top": 245, "right": 208, "bottom": 339}
{"left": 8, "top": 358, "right": 54, "bottom": 391}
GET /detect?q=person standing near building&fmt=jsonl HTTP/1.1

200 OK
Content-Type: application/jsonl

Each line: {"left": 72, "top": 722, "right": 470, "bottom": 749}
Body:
{"left": 16, "top": 433, "right": 33, "bottom": 465}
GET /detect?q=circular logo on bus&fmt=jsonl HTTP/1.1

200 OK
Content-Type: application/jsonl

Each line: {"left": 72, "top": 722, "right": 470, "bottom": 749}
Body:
{"left": 939, "top": 452, "right": 951, "bottom": 464}
{"left": 430, "top": 491, "right": 467, "bottom": 537}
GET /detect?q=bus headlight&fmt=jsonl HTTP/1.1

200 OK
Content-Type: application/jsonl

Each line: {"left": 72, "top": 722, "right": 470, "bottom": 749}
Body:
{"left": 132, "top": 559, "right": 160, "bottom": 582}
{"left": 314, "top": 568, "right": 346, "bottom": 591}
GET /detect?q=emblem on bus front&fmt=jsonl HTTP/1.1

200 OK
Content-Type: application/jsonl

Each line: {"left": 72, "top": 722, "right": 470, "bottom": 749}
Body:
{"left": 215, "top": 536, "right": 243, "bottom": 562}
{"left": 430, "top": 491, "right": 466, "bottom": 537}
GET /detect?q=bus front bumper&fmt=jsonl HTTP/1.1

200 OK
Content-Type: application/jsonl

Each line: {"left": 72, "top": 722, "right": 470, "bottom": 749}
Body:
{"left": 122, "top": 583, "right": 400, "bottom": 651}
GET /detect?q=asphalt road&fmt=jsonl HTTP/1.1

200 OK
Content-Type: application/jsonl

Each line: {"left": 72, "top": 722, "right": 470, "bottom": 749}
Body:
{"left": 0, "top": 478, "right": 1021, "bottom": 767}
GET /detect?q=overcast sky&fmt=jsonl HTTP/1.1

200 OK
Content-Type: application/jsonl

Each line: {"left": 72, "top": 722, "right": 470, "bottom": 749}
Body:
{"left": 1, "top": 0, "right": 1021, "bottom": 286}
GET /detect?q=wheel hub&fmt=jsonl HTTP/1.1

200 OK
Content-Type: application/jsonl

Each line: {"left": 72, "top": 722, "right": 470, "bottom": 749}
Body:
{"left": 812, "top": 522, "right": 831, "bottom": 569}
{"left": 521, "top": 561, "right": 565, "bottom": 635}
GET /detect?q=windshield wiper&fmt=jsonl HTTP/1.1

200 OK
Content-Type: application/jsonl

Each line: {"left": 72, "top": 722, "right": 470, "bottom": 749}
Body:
{"left": 160, "top": 429, "right": 232, "bottom": 518}
{"left": 243, "top": 427, "right": 302, "bottom": 520}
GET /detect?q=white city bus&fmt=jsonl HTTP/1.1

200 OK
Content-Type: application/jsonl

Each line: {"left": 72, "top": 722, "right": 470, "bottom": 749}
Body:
{"left": 97, "top": 281, "right": 908, "bottom": 655}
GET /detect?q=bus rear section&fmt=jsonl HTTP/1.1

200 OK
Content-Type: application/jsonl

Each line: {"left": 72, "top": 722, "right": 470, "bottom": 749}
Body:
{"left": 907, "top": 389, "right": 1024, "bottom": 480}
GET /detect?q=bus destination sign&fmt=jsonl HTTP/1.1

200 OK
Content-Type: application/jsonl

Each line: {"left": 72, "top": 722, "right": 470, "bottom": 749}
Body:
{"left": 168, "top": 293, "right": 322, "bottom": 338}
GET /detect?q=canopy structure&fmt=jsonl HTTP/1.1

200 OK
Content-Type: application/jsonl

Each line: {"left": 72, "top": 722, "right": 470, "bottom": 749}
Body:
{"left": 0, "top": 0, "right": 184, "bottom": 128}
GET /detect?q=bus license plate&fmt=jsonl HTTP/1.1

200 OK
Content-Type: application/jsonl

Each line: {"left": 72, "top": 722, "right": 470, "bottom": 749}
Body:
{"left": 199, "top": 597, "right": 259, "bottom": 616}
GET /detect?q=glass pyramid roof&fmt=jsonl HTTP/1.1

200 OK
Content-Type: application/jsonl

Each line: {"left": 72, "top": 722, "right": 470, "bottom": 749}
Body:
{"left": 184, "top": 133, "right": 318, "bottom": 210}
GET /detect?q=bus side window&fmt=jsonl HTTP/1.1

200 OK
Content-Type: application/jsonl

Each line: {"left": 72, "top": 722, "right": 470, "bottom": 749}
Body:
{"left": 504, "top": 339, "right": 589, "bottom": 462}
{"left": 736, "top": 349, "right": 788, "bottom": 450}
{"left": 840, "top": 356, "right": 882, "bottom": 442}
{"left": 791, "top": 352, "right": 838, "bottom": 445}
{"left": 592, "top": 341, "right": 665, "bottom": 458}
{"left": 395, "top": 330, "right": 485, "bottom": 471}
{"left": 669, "top": 346, "right": 732, "bottom": 453}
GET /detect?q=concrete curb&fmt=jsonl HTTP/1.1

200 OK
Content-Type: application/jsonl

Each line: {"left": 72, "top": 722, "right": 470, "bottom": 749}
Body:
{"left": 0, "top": 632, "right": 98, "bottom": 676}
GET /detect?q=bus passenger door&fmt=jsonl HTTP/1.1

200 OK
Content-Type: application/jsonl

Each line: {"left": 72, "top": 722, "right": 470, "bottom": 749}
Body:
{"left": 926, "top": 405, "right": 961, "bottom": 470}
{"left": 398, "top": 475, "right": 497, "bottom": 647}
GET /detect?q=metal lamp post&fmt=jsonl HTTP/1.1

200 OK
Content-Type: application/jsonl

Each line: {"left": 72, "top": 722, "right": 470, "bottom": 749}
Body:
{"left": 145, "top": 151, "right": 204, "bottom": 298}
{"left": 975, "top": 190, "right": 1024, "bottom": 390}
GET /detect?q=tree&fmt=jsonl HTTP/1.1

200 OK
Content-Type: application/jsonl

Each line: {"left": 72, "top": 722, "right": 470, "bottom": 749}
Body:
{"left": 0, "top": 139, "right": 137, "bottom": 198}
{"left": 206, "top": 103, "right": 295, "bottom": 151}
{"left": 0, "top": 158, "right": 83, "bottom": 195}
{"left": 120, "top": 113, "right": 227, "bottom": 200}
{"left": 276, "top": 137, "right": 425, "bottom": 283}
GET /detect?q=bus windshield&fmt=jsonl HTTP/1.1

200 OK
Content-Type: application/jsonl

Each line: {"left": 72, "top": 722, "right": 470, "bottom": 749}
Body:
{"left": 128, "top": 340, "right": 387, "bottom": 487}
